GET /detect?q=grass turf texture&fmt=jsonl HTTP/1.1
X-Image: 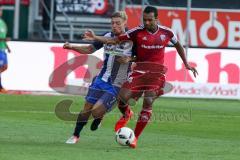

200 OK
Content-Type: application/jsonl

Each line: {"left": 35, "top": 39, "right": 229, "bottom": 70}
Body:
{"left": 0, "top": 94, "right": 240, "bottom": 160}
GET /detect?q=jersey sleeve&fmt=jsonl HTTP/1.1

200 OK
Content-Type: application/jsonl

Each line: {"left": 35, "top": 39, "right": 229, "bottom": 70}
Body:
{"left": 118, "top": 33, "right": 130, "bottom": 41}
{"left": 92, "top": 41, "right": 103, "bottom": 50}
{"left": 169, "top": 29, "right": 178, "bottom": 45}
{"left": 92, "top": 32, "right": 110, "bottom": 50}
{"left": 118, "top": 26, "right": 142, "bottom": 42}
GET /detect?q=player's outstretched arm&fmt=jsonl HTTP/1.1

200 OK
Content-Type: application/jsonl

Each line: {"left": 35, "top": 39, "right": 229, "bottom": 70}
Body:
{"left": 174, "top": 42, "right": 198, "bottom": 77}
{"left": 83, "top": 29, "right": 119, "bottom": 44}
{"left": 63, "top": 42, "right": 95, "bottom": 54}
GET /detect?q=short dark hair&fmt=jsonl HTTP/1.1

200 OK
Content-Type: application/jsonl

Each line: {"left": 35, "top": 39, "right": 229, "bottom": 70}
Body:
{"left": 143, "top": 6, "right": 158, "bottom": 18}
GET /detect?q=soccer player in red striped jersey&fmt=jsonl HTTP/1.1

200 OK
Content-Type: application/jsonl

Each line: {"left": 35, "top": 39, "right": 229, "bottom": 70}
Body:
{"left": 84, "top": 6, "right": 198, "bottom": 148}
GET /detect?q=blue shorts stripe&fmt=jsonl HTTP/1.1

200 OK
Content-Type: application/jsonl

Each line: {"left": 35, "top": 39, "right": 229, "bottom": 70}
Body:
{"left": 0, "top": 50, "right": 7, "bottom": 67}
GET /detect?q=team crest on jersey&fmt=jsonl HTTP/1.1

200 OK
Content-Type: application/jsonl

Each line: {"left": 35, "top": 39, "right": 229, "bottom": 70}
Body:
{"left": 142, "top": 36, "right": 147, "bottom": 41}
{"left": 160, "top": 35, "right": 166, "bottom": 41}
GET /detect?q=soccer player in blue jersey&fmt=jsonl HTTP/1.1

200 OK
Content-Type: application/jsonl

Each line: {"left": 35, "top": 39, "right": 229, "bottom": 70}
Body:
{"left": 64, "top": 11, "right": 134, "bottom": 144}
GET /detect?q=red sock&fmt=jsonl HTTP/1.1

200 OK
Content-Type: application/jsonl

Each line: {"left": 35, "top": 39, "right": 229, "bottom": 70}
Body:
{"left": 134, "top": 106, "right": 152, "bottom": 139}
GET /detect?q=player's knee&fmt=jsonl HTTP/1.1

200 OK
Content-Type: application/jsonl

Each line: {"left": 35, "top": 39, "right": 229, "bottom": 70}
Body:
{"left": 91, "top": 106, "right": 106, "bottom": 119}
{"left": 92, "top": 111, "right": 103, "bottom": 119}
{"left": 143, "top": 97, "right": 154, "bottom": 106}
{"left": 76, "top": 112, "right": 89, "bottom": 123}
{"left": 91, "top": 113, "right": 97, "bottom": 119}
{"left": 118, "top": 89, "right": 132, "bottom": 103}
{"left": 0, "top": 65, "right": 7, "bottom": 72}
{"left": 91, "top": 109, "right": 98, "bottom": 119}
{"left": 142, "top": 104, "right": 153, "bottom": 111}
{"left": 80, "top": 108, "right": 92, "bottom": 116}
{"left": 3, "top": 64, "right": 7, "bottom": 70}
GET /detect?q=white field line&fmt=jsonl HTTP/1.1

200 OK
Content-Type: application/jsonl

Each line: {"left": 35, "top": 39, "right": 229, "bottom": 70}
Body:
{"left": 2, "top": 110, "right": 240, "bottom": 118}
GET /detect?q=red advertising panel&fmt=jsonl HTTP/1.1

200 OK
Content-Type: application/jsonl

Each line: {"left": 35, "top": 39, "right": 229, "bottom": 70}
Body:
{"left": 125, "top": 6, "right": 240, "bottom": 48}
{"left": 0, "top": 0, "right": 29, "bottom": 5}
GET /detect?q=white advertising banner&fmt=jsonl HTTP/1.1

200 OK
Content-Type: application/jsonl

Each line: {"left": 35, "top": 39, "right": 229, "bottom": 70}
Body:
{"left": 165, "top": 82, "right": 240, "bottom": 99}
{"left": 2, "top": 41, "right": 240, "bottom": 99}
{"left": 4, "top": 41, "right": 103, "bottom": 92}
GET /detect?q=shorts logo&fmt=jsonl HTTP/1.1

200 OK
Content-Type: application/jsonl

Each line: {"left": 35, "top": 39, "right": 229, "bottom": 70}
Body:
{"left": 107, "top": 97, "right": 116, "bottom": 106}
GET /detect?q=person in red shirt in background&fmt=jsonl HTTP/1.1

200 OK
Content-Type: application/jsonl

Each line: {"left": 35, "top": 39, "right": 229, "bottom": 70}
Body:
{"left": 84, "top": 5, "right": 198, "bottom": 148}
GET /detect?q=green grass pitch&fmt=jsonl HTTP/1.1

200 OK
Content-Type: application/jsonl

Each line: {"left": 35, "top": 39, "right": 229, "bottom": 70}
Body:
{"left": 0, "top": 94, "right": 240, "bottom": 160}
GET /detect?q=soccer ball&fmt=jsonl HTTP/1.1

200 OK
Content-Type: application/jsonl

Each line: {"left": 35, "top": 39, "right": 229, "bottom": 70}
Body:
{"left": 115, "top": 127, "right": 135, "bottom": 146}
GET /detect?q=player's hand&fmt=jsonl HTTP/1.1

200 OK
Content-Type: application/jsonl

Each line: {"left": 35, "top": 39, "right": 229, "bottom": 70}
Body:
{"left": 83, "top": 29, "right": 96, "bottom": 41}
{"left": 117, "top": 56, "right": 132, "bottom": 64}
{"left": 63, "top": 42, "right": 72, "bottom": 49}
{"left": 186, "top": 64, "right": 198, "bottom": 77}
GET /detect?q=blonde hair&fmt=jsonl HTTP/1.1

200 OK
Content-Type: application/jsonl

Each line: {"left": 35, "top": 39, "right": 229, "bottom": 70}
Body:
{"left": 111, "top": 11, "right": 128, "bottom": 21}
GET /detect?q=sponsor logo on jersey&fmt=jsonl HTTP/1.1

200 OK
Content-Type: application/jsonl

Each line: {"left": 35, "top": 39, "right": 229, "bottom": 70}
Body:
{"left": 141, "top": 44, "right": 164, "bottom": 49}
{"left": 104, "top": 40, "right": 133, "bottom": 56}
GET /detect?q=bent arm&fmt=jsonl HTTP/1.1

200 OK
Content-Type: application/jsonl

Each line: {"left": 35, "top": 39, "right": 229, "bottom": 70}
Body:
{"left": 83, "top": 29, "right": 119, "bottom": 44}
{"left": 174, "top": 41, "right": 198, "bottom": 77}
{"left": 71, "top": 45, "right": 96, "bottom": 54}
{"left": 174, "top": 41, "right": 190, "bottom": 67}
{"left": 94, "top": 36, "right": 119, "bottom": 44}
{"left": 63, "top": 43, "right": 96, "bottom": 54}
